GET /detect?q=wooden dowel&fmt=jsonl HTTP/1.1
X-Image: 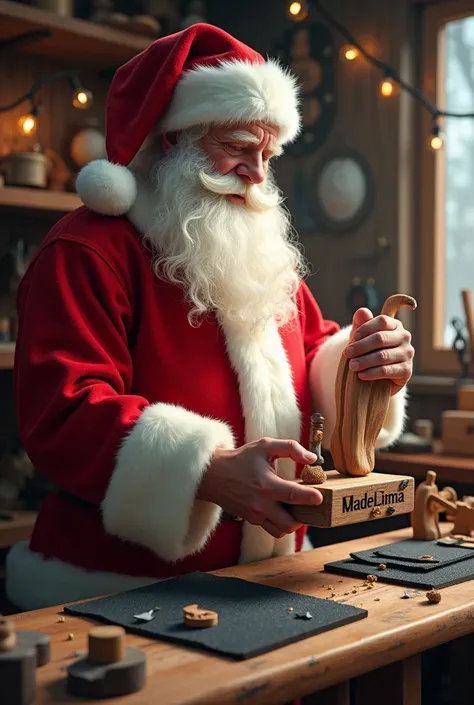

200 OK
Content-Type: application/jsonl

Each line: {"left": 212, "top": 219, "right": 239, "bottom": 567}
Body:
{"left": 461, "top": 289, "right": 474, "bottom": 354}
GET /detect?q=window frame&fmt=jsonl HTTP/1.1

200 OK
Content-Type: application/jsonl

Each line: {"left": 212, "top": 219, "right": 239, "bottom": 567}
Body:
{"left": 419, "top": 0, "right": 474, "bottom": 374}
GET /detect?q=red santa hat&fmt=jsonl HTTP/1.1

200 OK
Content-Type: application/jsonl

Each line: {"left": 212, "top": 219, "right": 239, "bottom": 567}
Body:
{"left": 76, "top": 23, "right": 301, "bottom": 216}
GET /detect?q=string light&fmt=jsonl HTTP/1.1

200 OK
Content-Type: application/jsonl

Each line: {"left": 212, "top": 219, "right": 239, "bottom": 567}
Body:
{"left": 70, "top": 75, "right": 93, "bottom": 110}
{"left": 287, "top": 1, "right": 309, "bottom": 21}
{"left": 0, "top": 69, "right": 93, "bottom": 137}
{"left": 17, "top": 106, "right": 39, "bottom": 137}
{"left": 299, "top": 0, "right": 474, "bottom": 151}
{"left": 342, "top": 45, "right": 359, "bottom": 61}
{"left": 429, "top": 124, "right": 444, "bottom": 151}
{"left": 380, "top": 77, "right": 394, "bottom": 97}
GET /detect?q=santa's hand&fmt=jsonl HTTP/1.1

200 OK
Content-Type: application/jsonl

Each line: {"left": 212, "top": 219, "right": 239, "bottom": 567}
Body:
{"left": 197, "top": 437, "right": 323, "bottom": 539}
{"left": 344, "top": 307, "right": 414, "bottom": 394}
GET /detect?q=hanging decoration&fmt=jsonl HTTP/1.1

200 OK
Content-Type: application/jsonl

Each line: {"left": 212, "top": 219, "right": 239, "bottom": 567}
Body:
{"left": 287, "top": 0, "right": 474, "bottom": 151}
{"left": 273, "top": 20, "right": 335, "bottom": 157}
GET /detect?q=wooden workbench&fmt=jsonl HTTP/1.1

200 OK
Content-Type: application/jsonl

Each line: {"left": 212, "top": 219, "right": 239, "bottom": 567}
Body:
{"left": 376, "top": 441, "right": 474, "bottom": 485}
{"left": 10, "top": 526, "right": 474, "bottom": 705}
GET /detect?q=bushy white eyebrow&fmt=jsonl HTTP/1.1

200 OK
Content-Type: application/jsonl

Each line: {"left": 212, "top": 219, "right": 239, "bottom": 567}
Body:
{"left": 224, "top": 130, "right": 283, "bottom": 156}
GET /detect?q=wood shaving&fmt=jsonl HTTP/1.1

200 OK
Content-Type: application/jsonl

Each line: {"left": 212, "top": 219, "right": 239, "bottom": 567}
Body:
{"left": 57, "top": 616, "right": 65, "bottom": 623}
{"left": 374, "top": 598, "right": 381, "bottom": 602}
{"left": 366, "top": 575, "right": 378, "bottom": 582}
{"left": 426, "top": 590, "right": 442, "bottom": 604}
{"left": 133, "top": 608, "right": 160, "bottom": 622}
{"left": 287, "top": 607, "right": 294, "bottom": 612}
{"left": 420, "top": 555, "right": 434, "bottom": 560}
{"left": 378, "top": 564, "right": 387, "bottom": 570}
{"left": 67, "top": 633, "right": 74, "bottom": 641}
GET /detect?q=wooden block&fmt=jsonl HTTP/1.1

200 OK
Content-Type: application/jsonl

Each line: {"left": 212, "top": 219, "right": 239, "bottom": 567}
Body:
{"left": 458, "top": 385, "right": 474, "bottom": 412}
{"left": 442, "top": 410, "right": 474, "bottom": 456}
{"left": 288, "top": 471, "right": 414, "bottom": 528}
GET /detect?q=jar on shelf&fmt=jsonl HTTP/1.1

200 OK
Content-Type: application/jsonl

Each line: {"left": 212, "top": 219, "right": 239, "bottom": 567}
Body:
{"left": 0, "top": 317, "right": 11, "bottom": 343}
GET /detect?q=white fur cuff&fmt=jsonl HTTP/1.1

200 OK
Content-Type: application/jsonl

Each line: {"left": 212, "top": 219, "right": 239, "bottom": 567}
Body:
{"left": 309, "top": 327, "right": 407, "bottom": 451}
{"left": 102, "top": 403, "right": 235, "bottom": 562}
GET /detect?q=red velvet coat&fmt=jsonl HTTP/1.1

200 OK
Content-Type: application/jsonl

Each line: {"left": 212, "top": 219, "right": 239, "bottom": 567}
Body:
{"left": 6, "top": 207, "right": 407, "bottom": 610}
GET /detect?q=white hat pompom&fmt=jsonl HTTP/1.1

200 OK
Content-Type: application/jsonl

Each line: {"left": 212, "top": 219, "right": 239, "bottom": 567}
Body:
{"left": 76, "top": 159, "right": 137, "bottom": 217}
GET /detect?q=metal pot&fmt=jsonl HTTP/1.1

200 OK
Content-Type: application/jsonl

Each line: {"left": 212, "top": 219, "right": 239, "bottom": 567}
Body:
{"left": 1, "top": 151, "right": 50, "bottom": 189}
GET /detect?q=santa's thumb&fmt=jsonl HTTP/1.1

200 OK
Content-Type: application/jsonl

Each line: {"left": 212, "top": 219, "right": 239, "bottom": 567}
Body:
{"left": 350, "top": 307, "right": 373, "bottom": 341}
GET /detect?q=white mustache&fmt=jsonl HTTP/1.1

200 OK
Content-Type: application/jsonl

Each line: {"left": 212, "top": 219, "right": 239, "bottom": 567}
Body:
{"left": 198, "top": 170, "right": 280, "bottom": 213}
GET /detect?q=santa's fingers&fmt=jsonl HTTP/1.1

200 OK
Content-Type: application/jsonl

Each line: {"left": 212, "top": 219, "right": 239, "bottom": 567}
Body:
{"left": 265, "top": 503, "right": 303, "bottom": 537}
{"left": 261, "top": 515, "right": 302, "bottom": 539}
{"left": 253, "top": 437, "right": 317, "bottom": 465}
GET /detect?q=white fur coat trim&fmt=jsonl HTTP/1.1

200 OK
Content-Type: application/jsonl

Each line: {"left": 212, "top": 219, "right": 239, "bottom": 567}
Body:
{"left": 6, "top": 541, "right": 159, "bottom": 611}
{"left": 160, "top": 59, "right": 301, "bottom": 146}
{"left": 309, "top": 326, "right": 408, "bottom": 450}
{"left": 101, "top": 403, "right": 235, "bottom": 562}
{"left": 219, "top": 317, "right": 301, "bottom": 564}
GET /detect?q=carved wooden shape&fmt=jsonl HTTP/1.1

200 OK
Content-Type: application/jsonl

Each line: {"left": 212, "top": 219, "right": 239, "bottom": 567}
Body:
{"left": 411, "top": 469, "right": 474, "bottom": 540}
{"left": 331, "top": 293, "right": 417, "bottom": 476}
{"left": 182, "top": 604, "right": 219, "bottom": 628}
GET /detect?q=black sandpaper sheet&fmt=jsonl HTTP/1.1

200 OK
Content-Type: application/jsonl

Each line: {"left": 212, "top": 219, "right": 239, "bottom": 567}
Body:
{"left": 349, "top": 549, "right": 443, "bottom": 572}
{"left": 325, "top": 544, "right": 474, "bottom": 589}
{"left": 374, "top": 540, "right": 471, "bottom": 565}
{"left": 349, "top": 540, "right": 474, "bottom": 572}
{"left": 64, "top": 572, "right": 367, "bottom": 660}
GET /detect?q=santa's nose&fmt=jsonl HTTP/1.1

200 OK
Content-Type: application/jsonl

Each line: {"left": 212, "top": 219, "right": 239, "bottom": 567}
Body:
{"left": 235, "top": 158, "right": 266, "bottom": 185}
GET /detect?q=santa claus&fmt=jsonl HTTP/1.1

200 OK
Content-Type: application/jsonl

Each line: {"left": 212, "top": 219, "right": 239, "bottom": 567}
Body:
{"left": 6, "top": 24, "right": 413, "bottom": 610}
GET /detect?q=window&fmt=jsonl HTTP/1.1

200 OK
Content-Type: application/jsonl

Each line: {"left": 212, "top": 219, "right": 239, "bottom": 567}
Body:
{"left": 420, "top": 0, "right": 474, "bottom": 374}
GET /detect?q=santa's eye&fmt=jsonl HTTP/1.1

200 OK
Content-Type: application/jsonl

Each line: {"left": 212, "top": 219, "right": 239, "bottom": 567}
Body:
{"left": 224, "top": 143, "right": 245, "bottom": 152}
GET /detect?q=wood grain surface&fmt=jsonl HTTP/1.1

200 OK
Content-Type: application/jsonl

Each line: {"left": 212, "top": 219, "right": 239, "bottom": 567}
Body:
{"left": 10, "top": 525, "right": 474, "bottom": 705}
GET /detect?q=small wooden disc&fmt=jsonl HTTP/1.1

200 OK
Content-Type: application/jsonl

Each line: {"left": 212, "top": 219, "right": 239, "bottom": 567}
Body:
{"left": 182, "top": 604, "right": 219, "bottom": 628}
{"left": 88, "top": 626, "right": 126, "bottom": 664}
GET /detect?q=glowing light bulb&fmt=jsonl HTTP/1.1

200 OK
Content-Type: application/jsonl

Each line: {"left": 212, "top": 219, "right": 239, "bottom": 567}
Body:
{"left": 18, "top": 113, "right": 38, "bottom": 136}
{"left": 72, "top": 88, "right": 93, "bottom": 110}
{"left": 380, "top": 78, "right": 394, "bottom": 97}
{"left": 343, "top": 45, "right": 359, "bottom": 61}
{"left": 429, "top": 134, "right": 444, "bottom": 151}
{"left": 288, "top": 1, "right": 308, "bottom": 20}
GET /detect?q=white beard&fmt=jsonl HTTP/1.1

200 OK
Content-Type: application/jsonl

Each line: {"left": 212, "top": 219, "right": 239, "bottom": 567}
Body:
{"left": 136, "top": 133, "right": 308, "bottom": 331}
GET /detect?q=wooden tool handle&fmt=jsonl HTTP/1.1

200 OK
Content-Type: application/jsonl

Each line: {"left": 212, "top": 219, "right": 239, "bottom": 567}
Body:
{"left": 461, "top": 289, "right": 474, "bottom": 354}
{"left": 331, "top": 293, "right": 417, "bottom": 476}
